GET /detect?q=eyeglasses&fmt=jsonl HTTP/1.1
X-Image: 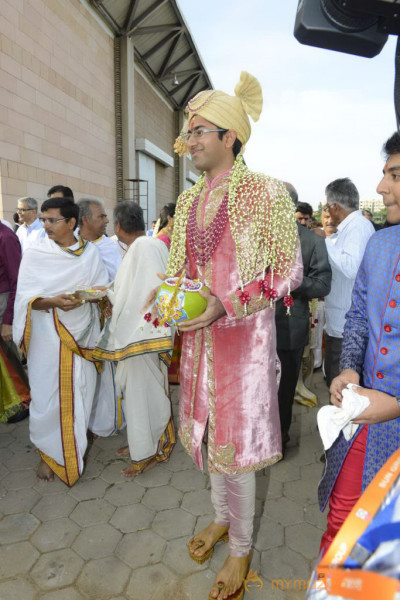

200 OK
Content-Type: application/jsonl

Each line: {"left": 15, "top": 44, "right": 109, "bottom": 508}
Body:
{"left": 39, "top": 217, "right": 68, "bottom": 224}
{"left": 182, "top": 128, "right": 227, "bottom": 141}
{"left": 16, "top": 208, "right": 33, "bottom": 212}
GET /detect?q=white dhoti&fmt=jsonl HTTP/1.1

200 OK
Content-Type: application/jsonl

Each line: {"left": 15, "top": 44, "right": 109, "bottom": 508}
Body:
{"left": 117, "top": 353, "right": 173, "bottom": 466}
{"left": 94, "top": 235, "right": 176, "bottom": 472}
{"left": 14, "top": 236, "right": 108, "bottom": 486}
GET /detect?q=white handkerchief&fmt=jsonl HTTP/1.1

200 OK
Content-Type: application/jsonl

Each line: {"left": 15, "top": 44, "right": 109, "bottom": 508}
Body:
{"left": 317, "top": 384, "right": 370, "bottom": 450}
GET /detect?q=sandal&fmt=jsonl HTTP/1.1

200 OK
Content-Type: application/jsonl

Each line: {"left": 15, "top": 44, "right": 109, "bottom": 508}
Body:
{"left": 188, "top": 527, "right": 229, "bottom": 564}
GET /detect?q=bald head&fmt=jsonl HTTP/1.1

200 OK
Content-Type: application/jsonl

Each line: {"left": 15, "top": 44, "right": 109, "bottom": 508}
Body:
{"left": 283, "top": 182, "right": 298, "bottom": 207}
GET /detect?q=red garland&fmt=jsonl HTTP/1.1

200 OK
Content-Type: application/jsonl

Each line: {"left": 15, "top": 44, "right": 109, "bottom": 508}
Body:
{"left": 144, "top": 312, "right": 152, "bottom": 322}
{"left": 152, "top": 318, "right": 159, "bottom": 328}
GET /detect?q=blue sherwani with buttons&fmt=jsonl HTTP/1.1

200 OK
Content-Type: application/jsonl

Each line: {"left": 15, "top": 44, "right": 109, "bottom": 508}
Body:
{"left": 319, "top": 225, "right": 400, "bottom": 510}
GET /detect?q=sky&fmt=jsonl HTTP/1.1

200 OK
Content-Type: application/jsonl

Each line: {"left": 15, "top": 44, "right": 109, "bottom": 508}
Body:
{"left": 178, "top": 0, "right": 398, "bottom": 208}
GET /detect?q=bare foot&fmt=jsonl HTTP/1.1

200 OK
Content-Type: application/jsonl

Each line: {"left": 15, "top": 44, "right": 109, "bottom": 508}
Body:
{"left": 210, "top": 554, "right": 251, "bottom": 599}
{"left": 37, "top": 458, "right": 55, "bottom": 482}
{"left": 115, "top": 445, "right": 130, "bottom": 457}
{"left": 189, "top": 522, "right": 229, "bottom": 560}
{"left": 121, "top": 458, "right": 157, "bottom": 478}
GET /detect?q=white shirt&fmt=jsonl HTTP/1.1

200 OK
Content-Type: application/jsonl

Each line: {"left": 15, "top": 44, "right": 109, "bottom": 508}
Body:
{"left": 16, "top": 218, "right": 45, "bottom": 252}
{"left": 92, "top": 235, "right": 122, "bottom": 282}
{"left": 324, "top": 210, "right": 374, "bottom": 338}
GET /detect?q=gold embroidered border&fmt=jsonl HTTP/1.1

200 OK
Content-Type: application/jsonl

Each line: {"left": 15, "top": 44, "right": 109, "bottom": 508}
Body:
{"left": 39, "top": 335, "right": 80, "bottom": 487}
{"left": 178, "top": 328, "right": 203, "bottom": 458}
{"left": 130, "top": 417, "right": 176, "bottom": 471}
{"left": 93, "top": 336, "right": 173, "bottom": 362}
{"left": 208, "top": 453, "right": 283, "bottom": 475}
{"left": 228, "top": 291, "right": 271, "bottom": 319}
{"left": 179, "top": 422, "right": 192, "bottom": 456}
{"left": 204, "top": 319, "right": 217, "bottom": 470}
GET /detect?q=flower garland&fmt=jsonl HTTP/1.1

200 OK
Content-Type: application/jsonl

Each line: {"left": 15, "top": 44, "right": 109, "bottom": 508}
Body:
{"left": 166, "top": 154, "right": 298, "bottom": 305}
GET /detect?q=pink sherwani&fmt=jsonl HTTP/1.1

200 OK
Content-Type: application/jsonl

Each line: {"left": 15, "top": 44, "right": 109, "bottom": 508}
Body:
{"left": 179, "top": 171, "right": 303, "bottom": 474}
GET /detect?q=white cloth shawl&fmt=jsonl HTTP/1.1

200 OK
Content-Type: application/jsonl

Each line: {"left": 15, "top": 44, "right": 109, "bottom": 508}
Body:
{"left": 13, "top": 235, "right": 108, "bottom": 344}
{"left": 95, "top": 236, "right": 173, "bottom": 360}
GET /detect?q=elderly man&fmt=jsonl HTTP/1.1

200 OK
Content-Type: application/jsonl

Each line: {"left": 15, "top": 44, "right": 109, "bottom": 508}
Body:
{"left": 319, "top": 132, "right": 400, "bottom": 554}
{"left": 13, "top": 197, "right": 108, "bottom": 485}
{"left": 16, "top": 197, "right": 45, "bottom": 252}
{"left": 323, "top": 178, "right": 374, "bottom": 387}
{"left": 77, "top": 198, "right": 122, "bottom": 438}
{"left": 94, "top": 201, "right": 175, "bottom": 477}
{"left": 167, "top": 72, "right": 302, "bottom": 600}
{"left": 77, "top": 198, "right": 121, "bottom": 282}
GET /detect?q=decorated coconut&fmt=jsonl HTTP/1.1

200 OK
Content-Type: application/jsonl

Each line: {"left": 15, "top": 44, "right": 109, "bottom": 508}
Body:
{"left": 156, "top": 273, "right": 209, "bottom": 326}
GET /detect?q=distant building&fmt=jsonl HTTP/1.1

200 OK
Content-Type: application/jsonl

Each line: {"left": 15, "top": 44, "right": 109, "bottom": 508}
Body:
{"left": 359, "top": 198, "right": 385, "bottom": 213}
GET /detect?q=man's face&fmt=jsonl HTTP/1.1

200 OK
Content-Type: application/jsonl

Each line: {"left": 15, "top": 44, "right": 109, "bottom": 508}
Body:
{"left": 186, "top": 115, "right": 228, "bottom": 174}
{"left": 321, "top": 209, "right": 337, "bottom": 236}
{"left": 295, "top": 212, "right": 312, "bottom": 228}
{"left": 85, "top": 203, "right": 109, "bottom": 237}
{"left": 41, "top": 208, "right": 74, "bottom": 245}
{"left": 17, "top": 201, "right": 36, "bottom": 225}
{"left": 376, "top": 153, "right": 400, "bottom": 224}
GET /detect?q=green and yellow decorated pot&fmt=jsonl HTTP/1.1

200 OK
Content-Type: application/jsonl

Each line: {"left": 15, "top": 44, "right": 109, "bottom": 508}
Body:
{"left": 156, "top": 277, "right": 209, "bottom": 325}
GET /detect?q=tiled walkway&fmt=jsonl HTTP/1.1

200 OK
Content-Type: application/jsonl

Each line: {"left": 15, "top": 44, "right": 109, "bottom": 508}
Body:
{"left": 0, "top": 371, "right": 329, "bottom": 600}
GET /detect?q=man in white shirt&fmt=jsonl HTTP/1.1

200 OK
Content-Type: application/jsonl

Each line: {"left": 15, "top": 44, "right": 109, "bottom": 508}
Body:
{"left": 323, "top": 178, "right": 375, "bottom": 386}
{"left": 16, "top": 197, "right": 45, "bottom": 252}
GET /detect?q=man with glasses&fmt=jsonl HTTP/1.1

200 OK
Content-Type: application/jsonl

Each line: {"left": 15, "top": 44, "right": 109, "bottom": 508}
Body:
{"left": 13, "top": 197, "right": 108, "bottom": 485}
{"left": 15, "top": 197, "right": 45, "bottom": 252}
{"left": 323, "top": 178, "right": 374, "bottom": 387}
{"left": 168, "top": 72, "right": 303, "bottom": 600}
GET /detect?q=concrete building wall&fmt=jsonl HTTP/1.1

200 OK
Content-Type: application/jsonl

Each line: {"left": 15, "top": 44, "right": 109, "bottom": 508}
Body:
{"left": 0, "top": 0, "right": 116, "bottom": 222}
{"left": 134, "top": 67, "right": 175, "bottom": 220}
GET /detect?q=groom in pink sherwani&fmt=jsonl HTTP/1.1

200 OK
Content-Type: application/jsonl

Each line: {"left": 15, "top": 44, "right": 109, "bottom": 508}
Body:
{"left": 167, "top": 72, "right": 303, "bottom": 600}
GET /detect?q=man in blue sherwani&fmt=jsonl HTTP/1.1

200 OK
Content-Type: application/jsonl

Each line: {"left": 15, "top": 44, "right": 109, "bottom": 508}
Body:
{"left": 319, "top": 131, "right": 400, "bottom": 553}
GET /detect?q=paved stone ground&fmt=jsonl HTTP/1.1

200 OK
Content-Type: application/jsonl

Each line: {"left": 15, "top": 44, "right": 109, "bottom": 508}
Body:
{"left": 0, "top": 371, "right": 329, "bottom": 600}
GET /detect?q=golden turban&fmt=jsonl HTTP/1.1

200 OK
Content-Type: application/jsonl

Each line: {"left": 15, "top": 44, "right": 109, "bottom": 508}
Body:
{"left": 174, "top": 71, "right": 263, "bottom": 156}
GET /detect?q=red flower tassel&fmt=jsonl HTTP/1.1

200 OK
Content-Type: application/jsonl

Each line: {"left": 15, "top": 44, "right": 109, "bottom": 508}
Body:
{"left": 239, "top": 291, "right": 251, "bottom": 306}
{"left": 284, "top": 295, "right": 294, "bottom": 308}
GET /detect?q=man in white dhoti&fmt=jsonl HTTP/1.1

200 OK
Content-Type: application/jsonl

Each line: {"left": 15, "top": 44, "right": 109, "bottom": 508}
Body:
{"left": 77, "top": 198, "right": 122, "bottom": 437}
{"left": 94, "top": 201, "right": 176, "bottom": 477}
{"left": 77, "top": 198, "right": 122, "bottom": 281}
{"left": 13, "top": 198, "right": 108, "bottom": 485}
